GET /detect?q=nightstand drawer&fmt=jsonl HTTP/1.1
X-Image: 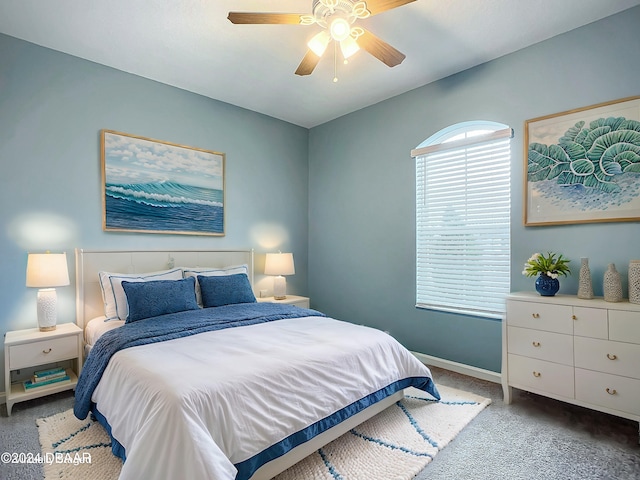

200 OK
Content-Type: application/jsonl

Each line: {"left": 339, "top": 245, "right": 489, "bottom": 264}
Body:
{"left": 9, "top": 335, "right": 78, "bottom": 369}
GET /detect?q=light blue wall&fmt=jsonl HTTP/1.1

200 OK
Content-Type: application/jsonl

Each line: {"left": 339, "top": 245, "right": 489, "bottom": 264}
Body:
{"left": 0, "top": 34, "right": 309, "bottom": 389}
{"left": 308, "top": 7, "right": 640, "bottom": 372}
{"left": 1, "top": 7, "right": 639, "bottom": 393}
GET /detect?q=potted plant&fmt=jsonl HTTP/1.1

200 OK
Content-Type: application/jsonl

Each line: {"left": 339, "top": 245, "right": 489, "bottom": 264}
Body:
{"left": 522, "top": 252, "right": 571, "bottom": 296}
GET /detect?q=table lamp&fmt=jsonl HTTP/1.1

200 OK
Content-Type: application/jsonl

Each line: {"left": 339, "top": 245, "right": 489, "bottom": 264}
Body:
{"left": 26, "top": 252, "right": 70, "bottom": 331}
{"left": 264, "top": 252, "right": 295, "bottom": 300}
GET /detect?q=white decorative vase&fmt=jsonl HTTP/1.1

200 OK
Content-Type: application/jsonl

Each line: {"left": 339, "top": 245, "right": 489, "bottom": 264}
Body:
{"left": 603, "top": 263, "right": 623, "bottom": 303}
{"left": 629, "top": 260, "right": 640, "bottom": 305}
{"left": 577, "top": 257, "right": 594, "bottom": 300}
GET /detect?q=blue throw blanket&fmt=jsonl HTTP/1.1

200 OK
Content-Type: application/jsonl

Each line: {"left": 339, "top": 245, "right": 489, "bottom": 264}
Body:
{"left": 74, "top": 302, "right": 325, "bottom": 420}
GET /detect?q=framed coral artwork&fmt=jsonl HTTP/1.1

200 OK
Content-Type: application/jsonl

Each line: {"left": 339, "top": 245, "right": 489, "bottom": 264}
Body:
{"left": 101, "top": 130, "right": 225, "bottom": 236}
{"left": 524, "top": 96, "right": 640, "bottom": 226}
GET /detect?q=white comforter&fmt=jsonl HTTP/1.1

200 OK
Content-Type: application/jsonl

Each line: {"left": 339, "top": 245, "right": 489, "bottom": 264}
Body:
{"left": 91, "top": 316, "right": 436, "bottom": 480}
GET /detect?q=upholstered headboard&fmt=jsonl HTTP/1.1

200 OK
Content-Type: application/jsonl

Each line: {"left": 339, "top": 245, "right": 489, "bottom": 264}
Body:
{"left": 75, "top": 248, "right": 254, "bottom": 330}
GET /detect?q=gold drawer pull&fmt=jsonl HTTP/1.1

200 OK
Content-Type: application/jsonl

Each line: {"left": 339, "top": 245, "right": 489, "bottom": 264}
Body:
{"left": 533, "top": 371, "right": 541, "bottom": 377}
{"left": 532, "top": 341, "right": 541, "bottom": 347}
{"left": 42, "top": 348, "right": 52, "bottom": 354}
{"left": 606, "top": 388, "right": 617, "bottom": 395}
{"left": 572, "top": 315, "right": 577, "bottom": 320}
{"left": 606, "top": 353, "right": 617, "bottom": 360}
{"left": 532, "top": 313, "right": 540, "bottom": 318}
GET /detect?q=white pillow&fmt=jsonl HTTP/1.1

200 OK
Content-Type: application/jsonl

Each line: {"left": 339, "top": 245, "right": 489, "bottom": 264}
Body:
{"left": 98, "top": 268, "right": 184, "bottom": 320}
{"left": 182, "top": 264, "right": 249, "bottom": 306}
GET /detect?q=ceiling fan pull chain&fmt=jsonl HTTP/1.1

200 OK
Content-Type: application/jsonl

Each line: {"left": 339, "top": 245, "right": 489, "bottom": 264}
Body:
{"left": 333, "top": 41, "right": 339, "bottom": 82}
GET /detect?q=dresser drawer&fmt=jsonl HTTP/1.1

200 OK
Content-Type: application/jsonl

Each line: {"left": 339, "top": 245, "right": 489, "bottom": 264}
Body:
{"left": 507, "top": 354, "right": 574, "bottom": 398}
{"left": 506, "top": 300, "right": 573, "bottom": 334}
{"left": 576, "top": 368, "right": 640, "bottom": 416}
{"left": 572, "top": 306, "right": 608, "bottom": 339}
{"left": 9, "top": 335, "right": 78, "bottom": 369}
{"left": 507, "top": 326, "right": 573, "bottom": 365}
{"left": 574, "top": 336, "right": 640, "bottom": 380}
{"left": 609, "top": 310, "right": 640, "bottom": 344}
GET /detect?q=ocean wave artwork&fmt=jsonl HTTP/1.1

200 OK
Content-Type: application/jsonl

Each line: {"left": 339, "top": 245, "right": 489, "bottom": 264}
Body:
{"left": 105, "top": 182, "right": 223, "bottom": 233}
{"left": 102, "top": 130, "right": 225, "bottom": 235}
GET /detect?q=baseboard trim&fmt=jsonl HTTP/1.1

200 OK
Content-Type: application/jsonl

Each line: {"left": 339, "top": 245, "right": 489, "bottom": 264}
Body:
{"left": 411, "top": 351, "right": 502, "bottom": 384}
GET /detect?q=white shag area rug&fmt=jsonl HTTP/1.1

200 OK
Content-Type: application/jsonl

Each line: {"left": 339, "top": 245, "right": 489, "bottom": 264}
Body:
{"left": 37, "top": 385, "right": 490, "bottom": 480}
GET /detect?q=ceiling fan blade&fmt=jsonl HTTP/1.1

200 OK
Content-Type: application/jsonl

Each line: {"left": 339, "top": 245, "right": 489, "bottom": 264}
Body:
{"left": 295, "top": 50, "right": 322, "bottom": 76}
{"left": 357, "top": 29, "right": 406, "bottom": 67}
{"left": 364, "top": 0, "right": 416, "bottom": 16}
{"left": 227, "top": 12, "right": 304, "bottom": 24}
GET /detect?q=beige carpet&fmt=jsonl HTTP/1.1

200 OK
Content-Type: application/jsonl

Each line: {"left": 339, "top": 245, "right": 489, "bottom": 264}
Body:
{"left": 37, "top": 385, "right": 490, "bottom": 480}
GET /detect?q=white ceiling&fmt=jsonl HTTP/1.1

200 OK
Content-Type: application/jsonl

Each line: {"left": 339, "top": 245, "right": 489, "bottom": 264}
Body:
{"left": 1, "top": 0, "right": 639, "bottom": 128}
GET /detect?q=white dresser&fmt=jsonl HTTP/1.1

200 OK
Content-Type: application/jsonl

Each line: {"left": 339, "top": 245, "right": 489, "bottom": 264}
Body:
{"left": 502, "top": 292, "right": 640, "bottom": 434}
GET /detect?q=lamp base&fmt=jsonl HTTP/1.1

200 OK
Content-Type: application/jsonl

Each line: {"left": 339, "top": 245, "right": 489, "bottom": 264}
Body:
{"left": 37, "top": 288, "right": 58, "bottom": 332}
{"left": 273, "top": 276, "right": 287, "bottom": 300}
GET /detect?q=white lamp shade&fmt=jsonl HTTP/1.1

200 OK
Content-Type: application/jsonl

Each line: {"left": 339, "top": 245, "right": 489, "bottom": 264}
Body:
{"left": 26, "top": 252, "right": 70, "bottom": 287}
{"left": 264, "top": 253, "right": 295, "bottom": 276}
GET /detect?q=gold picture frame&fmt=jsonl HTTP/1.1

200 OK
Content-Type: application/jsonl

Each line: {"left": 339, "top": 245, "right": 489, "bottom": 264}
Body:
{"left": 101, "top": 130, "right": 225, "bottom": 236}
{"left": 524, "top": 96, "right": 640, "bottom": 226}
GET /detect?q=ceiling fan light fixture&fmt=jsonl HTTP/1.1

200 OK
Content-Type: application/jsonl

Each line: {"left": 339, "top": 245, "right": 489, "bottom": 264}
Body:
{"left": 340, "top": 35, "right": 360, "bottom": 59}
{"left": 308, "top": 30, "right": 332, "bottom": 57}
{"left": 228, "top": 0, "right": 414, "bottom": 78}
{"left": 329, "top": 17, "right": 351, "bottom": 41}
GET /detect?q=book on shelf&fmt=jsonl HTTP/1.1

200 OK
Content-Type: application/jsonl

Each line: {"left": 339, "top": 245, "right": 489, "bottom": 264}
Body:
{"left": 24, "top": 374, "right": 70, "bottom": 390}
{"left": 34, "top": 366, "right": 65, "bottom": 378}
{"left": 33, "top": 367, "right": 67, "bottom": 383}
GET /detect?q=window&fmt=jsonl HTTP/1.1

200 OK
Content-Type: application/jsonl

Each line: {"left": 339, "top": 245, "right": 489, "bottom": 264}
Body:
{"left": 412, "top": 121, "right": 512, "bottom": 319}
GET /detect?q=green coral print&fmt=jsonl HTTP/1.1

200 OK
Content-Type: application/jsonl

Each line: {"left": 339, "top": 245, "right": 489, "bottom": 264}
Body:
{"left": 528, "top": 116, "right": 640, "bottom": 210}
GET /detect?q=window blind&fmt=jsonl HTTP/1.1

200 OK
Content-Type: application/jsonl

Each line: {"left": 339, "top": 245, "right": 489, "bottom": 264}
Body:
{"left": 415, "top": 130, "right": 511, "bottom": 319}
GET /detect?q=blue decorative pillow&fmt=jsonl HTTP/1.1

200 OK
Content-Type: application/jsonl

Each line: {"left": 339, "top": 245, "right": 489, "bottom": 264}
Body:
{"left": 122, "top": 277, "right": 199, "bottom": 323}
{"left": 197, "top": 273, "right": 257, "bottom": 308}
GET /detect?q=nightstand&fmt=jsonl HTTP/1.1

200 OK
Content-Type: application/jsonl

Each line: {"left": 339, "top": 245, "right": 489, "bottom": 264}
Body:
{"left": 257, "top": 295, "right": 310, "bottom": 308}
{"left": 4, "top": 322, "right": 83, "bottom": 416}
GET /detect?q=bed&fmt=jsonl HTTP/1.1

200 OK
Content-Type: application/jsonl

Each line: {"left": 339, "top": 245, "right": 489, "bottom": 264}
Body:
{"left": 73, "top": 248, "right": 440, "bottom": 480}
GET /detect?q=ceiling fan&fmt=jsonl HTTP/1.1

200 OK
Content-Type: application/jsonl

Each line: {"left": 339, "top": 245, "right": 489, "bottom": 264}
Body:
{"left": 228, "top": 0, "right": 416, "bottom": 78}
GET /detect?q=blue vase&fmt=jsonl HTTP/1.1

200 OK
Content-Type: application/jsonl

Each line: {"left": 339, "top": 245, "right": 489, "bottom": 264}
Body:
{"left": 535, "top": 274, "right": 560, "bottom": 296}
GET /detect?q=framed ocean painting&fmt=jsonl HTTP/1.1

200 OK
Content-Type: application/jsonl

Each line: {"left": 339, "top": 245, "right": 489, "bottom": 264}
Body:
{"left": 524, "top": 96, "right": 640, "bottom": 226}
{"left": 101, "top": 130, "right": 225, "bottom": 236}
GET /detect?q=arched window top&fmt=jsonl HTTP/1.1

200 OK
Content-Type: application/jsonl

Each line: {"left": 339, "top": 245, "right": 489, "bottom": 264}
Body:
{"left": 412, "top": 121, "right": 512, "bottom": 158}
{"left": 416, "top": 120, "right": 510, "bottom": 149}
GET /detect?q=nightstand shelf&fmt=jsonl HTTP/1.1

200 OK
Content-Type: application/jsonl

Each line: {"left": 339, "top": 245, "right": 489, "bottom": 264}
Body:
{"left": 257, "top": 295, "right": 310, "bottom": 308}
{"left": 4, "top": 322, "right": 83, "bottom": 416}
{"left": 9, "top": 368, "right": 78, "bottom": 401}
